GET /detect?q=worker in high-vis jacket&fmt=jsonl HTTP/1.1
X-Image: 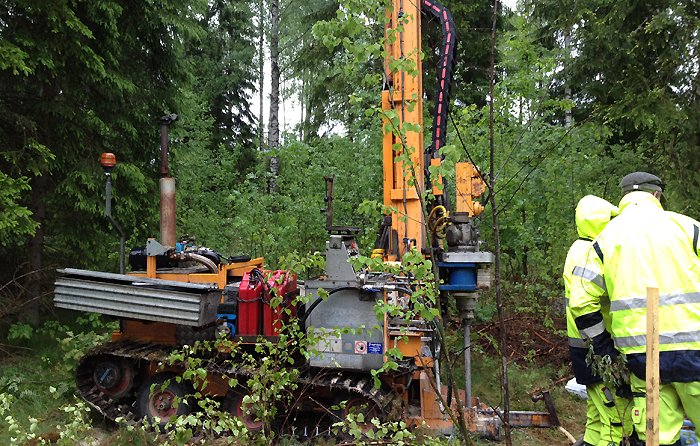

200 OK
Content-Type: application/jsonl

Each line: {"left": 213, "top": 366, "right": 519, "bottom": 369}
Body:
{"left": 565, "top": 195, "right": 633, "bottom": 446}
{"left": 569, "top": 172, "right": 700, "bottom": 446}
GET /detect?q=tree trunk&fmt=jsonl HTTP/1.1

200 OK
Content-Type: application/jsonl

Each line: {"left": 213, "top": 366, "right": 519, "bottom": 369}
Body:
{"left": 300, "top": 68, "right": 305, "bottom": 141}
{"left": 23, "top": 102, "right": 55, "bottom": 325}
{"left": 564, "top": 31, "right": 572, "bottom": 128}
{"left": 258, "top": 0, "right": 265, "bottom": 154}
{"left": 489, "top": 0, "right": 511, "bottom": 444}
{"left": 24, "top": 172, "right": 48, "bottom": 325}
{"left": 267, "top": 0, "right": 280, "bottom": 194}
{"left": 304, "top": 75, "right": 313, "bottom": 143}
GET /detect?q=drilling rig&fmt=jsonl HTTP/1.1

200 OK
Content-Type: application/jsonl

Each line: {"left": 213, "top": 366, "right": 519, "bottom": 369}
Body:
{"left": 53, "top": 0, "right": 560, "bottom": 439}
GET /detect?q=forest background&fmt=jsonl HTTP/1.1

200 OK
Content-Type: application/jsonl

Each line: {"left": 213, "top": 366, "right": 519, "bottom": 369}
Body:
{"left": 4, "top": 0, "right": 699, "bottom": 323}
{"left": 0, "top": 0, "right": 698, "bottom": 440}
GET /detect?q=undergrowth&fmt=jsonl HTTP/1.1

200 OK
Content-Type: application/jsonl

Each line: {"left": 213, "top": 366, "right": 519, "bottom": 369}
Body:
{"left": 0, "top": 310, "right": 115, "bottom": 444}
{"left": 0, "top": 311, "right": 586, "bottom": 445}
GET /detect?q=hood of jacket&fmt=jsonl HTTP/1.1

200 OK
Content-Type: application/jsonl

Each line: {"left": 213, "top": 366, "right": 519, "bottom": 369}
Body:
{"left": 575, "top": 195, "right": 619, "bottom": 239}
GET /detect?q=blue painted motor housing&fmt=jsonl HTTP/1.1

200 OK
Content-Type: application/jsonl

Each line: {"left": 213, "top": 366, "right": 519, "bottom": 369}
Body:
{"left": 438, "top": 262, "right": 477, "bottom": 291}
{"left": 175, "top": 242, "right": 192, "bottom": 252}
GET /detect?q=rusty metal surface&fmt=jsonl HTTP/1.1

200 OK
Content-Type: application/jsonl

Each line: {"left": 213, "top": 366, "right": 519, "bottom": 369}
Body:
{"left": 418, "top": 371, "right": 504, "bottom": 439}
{"left": 160, "top": 177, "right": 176, "bottom": 249}
{"left": 506, "top": 410, "right": 558, "bottom": 428}
{"left": 528, "top": 390, "right": 561, "bottom": 426}
{"left": 160, "top": 125, "right": 169, "bottom": 175}
{"left": 417, "top": 373, "right": 562, "bottom": 437}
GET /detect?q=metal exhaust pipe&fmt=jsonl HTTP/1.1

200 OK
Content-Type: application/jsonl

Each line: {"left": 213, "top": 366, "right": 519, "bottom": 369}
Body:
{"left": 157, "top": 113, "right": 179, "bottom": 249}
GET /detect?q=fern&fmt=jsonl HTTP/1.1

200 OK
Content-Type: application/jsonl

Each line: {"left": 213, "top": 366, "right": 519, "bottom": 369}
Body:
{"left": 19, "top": 389, "right": 38, "bottom": 401}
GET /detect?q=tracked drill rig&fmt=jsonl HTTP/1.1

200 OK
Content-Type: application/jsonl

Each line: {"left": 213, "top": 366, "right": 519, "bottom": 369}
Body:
{"left": 53, "top": 0, "right": 560, "bottom": 439}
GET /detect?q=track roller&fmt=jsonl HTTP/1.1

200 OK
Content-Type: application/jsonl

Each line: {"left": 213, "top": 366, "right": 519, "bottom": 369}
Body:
{"left": 92, "top": 356, "right": 136, "bottom": 401}
{"left": 223, "top": 387, "right": 265, "bottom": 432}
{"left": 136, "top": 372, "right": 192, "bottom": 432}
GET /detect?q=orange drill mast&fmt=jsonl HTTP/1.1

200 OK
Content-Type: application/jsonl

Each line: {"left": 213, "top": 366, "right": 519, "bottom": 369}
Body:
{"left": 381, "top": 0, "right": 426, "bottom": 260}
{"left": 379, "top": 0, "right": 485, "bottom": 262}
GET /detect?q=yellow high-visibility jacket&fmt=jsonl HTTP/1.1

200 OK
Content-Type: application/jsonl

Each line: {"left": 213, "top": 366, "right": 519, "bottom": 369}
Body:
{"left": 570, "top": 191, "right": 700, "bottom": 382}
{"left": 564, "top": 195, "right": 618, "bottom": 385}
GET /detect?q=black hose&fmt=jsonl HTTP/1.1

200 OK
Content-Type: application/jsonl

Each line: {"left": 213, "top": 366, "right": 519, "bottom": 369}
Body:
{"left": 394, "top": 287, "right": 414, "bottom": 296}
{"left": 250, "top": 268, "right": 274, "bottom": 302}
{"left": 250, "top": 268, "right": 274, "bottom": 334}
{"left": 299, "top": 286, "right": 361, "bottom": 326}
{"left": 420, "top": 0, "right": 457, "bottom": 166}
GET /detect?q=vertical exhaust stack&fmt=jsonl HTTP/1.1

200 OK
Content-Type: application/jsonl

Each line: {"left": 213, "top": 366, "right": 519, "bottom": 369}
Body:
{"left": 158, "top": 114, "right": 179, "bottom": 249}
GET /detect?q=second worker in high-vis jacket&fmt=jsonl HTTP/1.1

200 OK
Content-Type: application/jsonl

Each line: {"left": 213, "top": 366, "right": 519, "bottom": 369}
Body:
{"left": 565, "top": 194, "right": 633, "bottom": 446}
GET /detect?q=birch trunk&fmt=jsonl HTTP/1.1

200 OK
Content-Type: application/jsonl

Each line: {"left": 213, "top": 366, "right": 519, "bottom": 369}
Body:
{"left": 267, "top": 0, "right": 280, "bottom": 194}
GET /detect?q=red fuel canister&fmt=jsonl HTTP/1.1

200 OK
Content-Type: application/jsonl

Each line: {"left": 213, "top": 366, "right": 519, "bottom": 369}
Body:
{"left": 238, "top": 271, "right": 263, "bottom": 336}
{"left": 262, "top": 271, "right": 298, "bottom": 336}
{"left": 263, "top": 271, "right": 285, "bottom": 336}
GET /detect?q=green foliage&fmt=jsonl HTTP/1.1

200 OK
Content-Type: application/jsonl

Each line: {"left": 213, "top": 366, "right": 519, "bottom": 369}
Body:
{"left": 8, "top": 323, "right": 32, "bottom": 340}
{"left": 0, "top": 142, "right": 54, "bottom": 242}
{"left": 444, "top": 10, "right": 648, "bottom": 303}
{"left": 424, "top": 0, "right": 501, "bottom": 109}
{"left": 290, "top": 0, "right": 384, "bottom": 141}
{"left": 586, "top": 345, "right": 630, "bottom": 389}
{"left": 3, "top": 0, "right": 692, "bottom": 441}
{"left": 186, "top": 0, "right": 258, "bottom": 160}
{"left": 0, "top": 313, "right": 116, "bottom": 444}
{"left": 531, "top": 0, "right": 700, "bottom": 219}
{"left": 177, "top": 131, "right": 384, "bottom": 267}
{"left": 0, "top": 390, "right": 96, "bottom": 445}
{"left": 0, "top": 0, "right": 209, "bottom": 324}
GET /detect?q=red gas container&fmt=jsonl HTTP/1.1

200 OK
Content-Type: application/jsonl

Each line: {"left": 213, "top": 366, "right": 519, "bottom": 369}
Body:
{"left": 263, "top": 270, "right": 298, "bottom": 336}
{"left": 238, "top": 271, "right": 263, "bottom": 336}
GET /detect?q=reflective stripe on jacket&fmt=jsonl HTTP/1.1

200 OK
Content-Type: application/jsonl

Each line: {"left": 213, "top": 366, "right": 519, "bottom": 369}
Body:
{"left": 570, "top": 191, "right": 700, "bottom": 382}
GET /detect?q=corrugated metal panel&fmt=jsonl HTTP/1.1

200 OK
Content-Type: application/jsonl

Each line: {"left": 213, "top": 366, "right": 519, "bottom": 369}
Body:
{"left": 57, "top": 268, "right": 219, "bottom": 291}
{"left": 54, "top": 269, "right": 221, "bottom": 326}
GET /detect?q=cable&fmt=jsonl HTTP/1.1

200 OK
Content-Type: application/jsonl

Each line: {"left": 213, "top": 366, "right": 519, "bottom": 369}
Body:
{"left": 299, "top": 287, "right": 361, "bottom": 326}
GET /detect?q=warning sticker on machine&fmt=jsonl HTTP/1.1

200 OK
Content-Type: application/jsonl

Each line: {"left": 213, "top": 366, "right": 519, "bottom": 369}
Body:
{"left": 367, "top": 342, "right": 383, "bottom": 354}
{"left": 310, "top": 329, "right": 342, "bottom": 353}
{"left": 354, "top": 341, "right": 367, "bottom": 354}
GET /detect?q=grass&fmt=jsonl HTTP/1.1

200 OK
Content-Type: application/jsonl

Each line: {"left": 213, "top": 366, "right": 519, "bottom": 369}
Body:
{"left": 0, "top": 310, "right": 116, "bottom": 445}
{"left": 467, "top": 350, "right": 588, "bottom": 445}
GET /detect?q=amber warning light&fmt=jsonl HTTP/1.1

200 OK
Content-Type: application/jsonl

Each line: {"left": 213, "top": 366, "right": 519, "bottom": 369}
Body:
{"left": 101, "top": 153, "right": 116, "bottom": 174}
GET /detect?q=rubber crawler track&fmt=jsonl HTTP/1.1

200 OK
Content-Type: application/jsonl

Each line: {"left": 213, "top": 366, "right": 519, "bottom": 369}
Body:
{"left": 76, "top": 339, "right": 405, "bottom": 425}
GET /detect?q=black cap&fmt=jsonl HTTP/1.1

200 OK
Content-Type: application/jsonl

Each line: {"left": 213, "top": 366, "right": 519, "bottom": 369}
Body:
{"left": 620, "top": 172, "right": 665, "bottom": 194}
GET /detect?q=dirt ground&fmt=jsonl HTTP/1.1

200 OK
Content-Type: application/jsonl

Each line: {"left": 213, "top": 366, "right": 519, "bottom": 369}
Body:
{"left": 471, "top": 313, "right": 570, "bottom": 373}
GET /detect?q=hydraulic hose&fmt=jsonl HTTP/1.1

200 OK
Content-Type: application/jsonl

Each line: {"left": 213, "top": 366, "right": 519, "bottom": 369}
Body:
{"left": 300, "top": 287, "right": 361, "bottom": 326}
{"left": 420, "top": 0, "right": 457, "bottom": 177}
{"left": 169, "top": 252, "right": 218, "bottom": 274}
{"left": 428, "top": 205, "right": 449, "bottom": 239}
